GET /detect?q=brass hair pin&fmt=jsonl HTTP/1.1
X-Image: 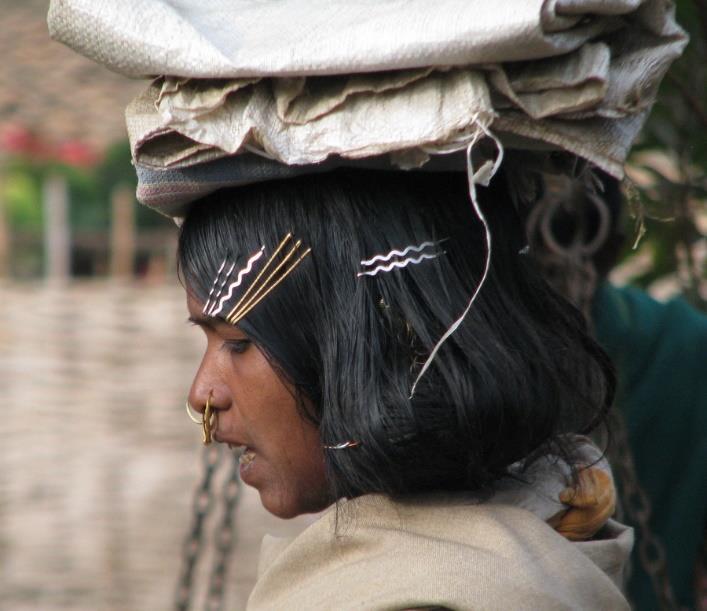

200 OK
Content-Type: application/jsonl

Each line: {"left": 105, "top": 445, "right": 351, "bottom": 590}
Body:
{"left": 226, "top": 233, "right": 311, "bottom": 325}
{"left": 204, "top": 233, "right": 311, "bottom": 326}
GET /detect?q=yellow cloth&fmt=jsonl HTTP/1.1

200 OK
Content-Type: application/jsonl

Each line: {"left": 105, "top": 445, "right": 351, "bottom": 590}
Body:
{"left": 550, "top": 467, "right": 617, "bottom": 542}
{"left": 248, "top": 493, "right": 632, "bottom": 610}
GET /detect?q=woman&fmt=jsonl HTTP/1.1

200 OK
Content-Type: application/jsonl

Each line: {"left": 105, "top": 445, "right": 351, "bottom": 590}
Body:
{"left": 179, "top": 167, "right": 631, "bottom": 609}
{"left": 47, "top": 1, "right": 685, "bottom": 606}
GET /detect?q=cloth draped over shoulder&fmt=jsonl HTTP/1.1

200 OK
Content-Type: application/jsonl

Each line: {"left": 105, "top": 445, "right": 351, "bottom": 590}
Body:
{"left": 248, "top": 439, "right": 633, "bottom": 610}
{"left": 48, "top": 0, "right": 687, "bottom": 217}
{"left": 250, "top": 498, "right": 632, "bottom": 610}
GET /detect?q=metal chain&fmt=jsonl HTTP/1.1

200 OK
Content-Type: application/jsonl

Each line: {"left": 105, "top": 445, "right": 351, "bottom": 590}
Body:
{"left": 524, "top": 172, "right": 608, "bottom": 319}
{"left": 609, "top": 411, "right": 683, "bottom": 611}
{"left": 206, "top": 456, "right": 242, "bottom": 611}
{"left": 175, "top": 444, "right": 223, "bottom": 611}
{"left": 175, "top": 444, "right": 242, "bottom": 611}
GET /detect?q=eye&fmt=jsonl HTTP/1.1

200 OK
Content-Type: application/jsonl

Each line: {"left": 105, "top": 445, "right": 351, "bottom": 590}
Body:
{"left": 222, "top": 339, "right": 251, "bottom": 355}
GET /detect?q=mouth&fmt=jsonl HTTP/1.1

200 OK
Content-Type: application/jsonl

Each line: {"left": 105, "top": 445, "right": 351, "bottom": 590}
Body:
{"left": 226, "top": 442, "right": 256, "bottom": 468}
{"left": 239, "top": 448, "right": 256, "bottom": 467}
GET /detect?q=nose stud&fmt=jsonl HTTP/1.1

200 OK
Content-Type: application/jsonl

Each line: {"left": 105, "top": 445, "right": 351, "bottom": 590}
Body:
{"left": 185, "top": 392, "right": 216, "bottom": 445}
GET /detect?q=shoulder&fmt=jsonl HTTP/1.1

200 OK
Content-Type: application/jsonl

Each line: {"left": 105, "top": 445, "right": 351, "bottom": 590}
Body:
{"left": 247, "top": 494, "right": 631, "bottom": 611}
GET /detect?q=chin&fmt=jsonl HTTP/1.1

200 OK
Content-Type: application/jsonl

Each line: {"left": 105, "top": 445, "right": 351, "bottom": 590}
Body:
{"left": 260, "top": 492, "right": 304, "bottom": 519}
{"left": 259, "top": 489, "right": 330, "bottom": 520}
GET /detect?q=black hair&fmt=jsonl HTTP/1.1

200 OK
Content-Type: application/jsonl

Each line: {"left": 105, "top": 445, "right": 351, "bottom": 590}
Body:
{"left": 178, "top": 168, "right": 614, "bottom": 501}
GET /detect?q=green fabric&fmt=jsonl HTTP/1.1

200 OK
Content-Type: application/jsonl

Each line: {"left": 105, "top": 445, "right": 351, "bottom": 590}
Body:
{"left": 593, "top": 283, "right": 707, "bottom": 611}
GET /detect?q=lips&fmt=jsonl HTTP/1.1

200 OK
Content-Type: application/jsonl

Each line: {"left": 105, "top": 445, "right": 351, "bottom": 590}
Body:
{"left": 214, "top": 431, "right": 248, "bottom": 449}
{"left": 216, "top": 435, "right": 258, "bottom": 480}
{"left": 225, "top": 442, "right": 255, "bottom": 465}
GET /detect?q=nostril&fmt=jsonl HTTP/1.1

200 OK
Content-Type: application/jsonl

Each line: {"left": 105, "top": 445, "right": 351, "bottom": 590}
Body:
{"left": 204, "top": 389, "right": 231, "bottom": 412}
{"left": 185, "top": 391, "right": 219, "bottom": 445}
{"left": 187, "top": 387, "right": 213, "bottom": 415}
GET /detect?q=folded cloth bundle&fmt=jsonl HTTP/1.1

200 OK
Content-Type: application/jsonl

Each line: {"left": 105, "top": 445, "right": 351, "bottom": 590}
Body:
{"left": 48, "top": 0, "right": 686, "bottom": 217}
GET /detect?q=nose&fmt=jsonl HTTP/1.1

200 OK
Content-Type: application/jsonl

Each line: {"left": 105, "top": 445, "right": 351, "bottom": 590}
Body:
{"left": 187, "top": 351, "right": 232, "bottom": 444}
{"left": 187, "top": 385, "right": 230, "bottom": 445}
{"left": 187, "top": 353, "right": 231, "bottom": 415}
{"left": 187, "top": 385, "right": 230, "bottom": 415}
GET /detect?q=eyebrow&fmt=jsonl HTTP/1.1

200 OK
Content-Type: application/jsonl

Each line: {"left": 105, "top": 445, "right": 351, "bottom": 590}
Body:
{"left": 187, "top": 315, "right": 246, "bottom": 337}
{"left": 188, "top": 314, "right": 224, "bottom": 329}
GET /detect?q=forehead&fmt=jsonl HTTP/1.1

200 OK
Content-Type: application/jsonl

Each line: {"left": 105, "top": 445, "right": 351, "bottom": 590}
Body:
{"left": 186, "top": 292, "right": 229, "bottom": 330}
{"left": 186, "top": 291, "right": 205, "bottom": 314}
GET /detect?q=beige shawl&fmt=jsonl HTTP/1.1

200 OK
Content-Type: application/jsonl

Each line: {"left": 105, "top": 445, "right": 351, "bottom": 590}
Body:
{"left": 249, "top": 494, "right": 632, "bottom": 610}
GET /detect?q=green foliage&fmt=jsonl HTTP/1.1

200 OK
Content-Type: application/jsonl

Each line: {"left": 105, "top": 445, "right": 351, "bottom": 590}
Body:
{"left": 2, "top": 140, "right": 172, "bottom": 232}
{"left": 97, "top": 142, "right": 171, "bottom": 229}
{"left": 3, "top": 168, "right": 42, "bottom": 229}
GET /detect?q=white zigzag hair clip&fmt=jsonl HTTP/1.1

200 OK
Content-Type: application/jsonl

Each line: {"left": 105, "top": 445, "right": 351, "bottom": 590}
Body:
{"left": 203, "top": 233, "right": 311, "bottom": 324}
{"left": 357, "top": 239, "right": 448, "bottom": 277}
{"left": 203, "top": 247, "right": 265, "bottom": 316}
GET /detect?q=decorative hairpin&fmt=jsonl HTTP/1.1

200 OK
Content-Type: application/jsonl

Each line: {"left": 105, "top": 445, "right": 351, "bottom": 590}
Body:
{"left": 206, "top": 248, "right": 265, "bottom": 317}
{"left": 357, "top": 239, "right": 447, "bottom": 277}
{"left": 205, "top": 233, "right": 311, "bottom": 324}
{"left": 323, "top": 440, "right": 361, "bottom": 450}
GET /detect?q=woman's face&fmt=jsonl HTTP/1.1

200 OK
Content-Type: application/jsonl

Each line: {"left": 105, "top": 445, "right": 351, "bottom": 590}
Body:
{"left": 186, "top": 292, "right": 330, "bottom": 519}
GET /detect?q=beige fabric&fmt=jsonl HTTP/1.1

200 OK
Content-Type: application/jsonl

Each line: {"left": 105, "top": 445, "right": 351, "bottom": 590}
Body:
{"left": 248, "top": 441, "right": 629, "bottom": 610}
{"left": 128, "top": 69, "right": 494, "bottom": 170}
{"left": 483, "top": 436, "right": 613, "bottom": 523}
{"left": 48, "top": 0, "right": 687, "bottom": 182}
{"left": 248, "top": 495, "right": 632, "bottom": 610}
{"left": 47, "top": 0, "right": 675, "bottom": 79}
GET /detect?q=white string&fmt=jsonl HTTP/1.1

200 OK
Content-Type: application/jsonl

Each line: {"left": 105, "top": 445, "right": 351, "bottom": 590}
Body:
{"left": 409, "top": 123, "right": 504, "bottom": 398}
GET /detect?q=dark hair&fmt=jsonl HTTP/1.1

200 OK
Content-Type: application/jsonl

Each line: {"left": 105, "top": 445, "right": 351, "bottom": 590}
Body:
{"left": 178, "top": 168, "right": 614, "bottom": 501}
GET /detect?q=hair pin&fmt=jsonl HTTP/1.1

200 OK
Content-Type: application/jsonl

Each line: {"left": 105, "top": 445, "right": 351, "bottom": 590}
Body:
{"left": 323, "top": 440, "right": 361, "bottom": 450}
{"left": 357, "top": 239, "right": 447, "bottom": 277}
{"left": 208, "top": 247, "right": 265, "bottom": 317}
{"left": 202, "top": 258, "right": 229, "bottom": 314}
{"left": 225, "top": 233, "right": 311, "bottom": 325}
{"left": 204, "top": 234, "right": 311, "bottom": 325}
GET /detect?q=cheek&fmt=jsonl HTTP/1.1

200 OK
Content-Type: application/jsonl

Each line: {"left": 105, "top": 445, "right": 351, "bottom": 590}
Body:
{"left": 223, "top": 346, "right": 330, "bottom": 515}
{"left": 227, "top": 348, "right": 297, "bottom": 435}
{"left": 259, "top": 442, "right": 330, "bottom": 518}
{"left": 262, "top": 410, "right": 326, "bottom": 490}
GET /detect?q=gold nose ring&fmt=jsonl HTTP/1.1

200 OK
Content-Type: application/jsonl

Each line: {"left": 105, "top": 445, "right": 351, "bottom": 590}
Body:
{"left": 185, "top": 392, "right": 216, "bottom": 445}
{"left": 202, "top": 393, "right": 215, "bottom": 445}
{"left": 186, "top": 400, "right": 202, "bottom": 423}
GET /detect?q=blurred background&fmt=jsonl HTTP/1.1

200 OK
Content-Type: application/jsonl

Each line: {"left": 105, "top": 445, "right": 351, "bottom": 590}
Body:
{"left": 0, "top": 0, "right": 704, "bottom": 610}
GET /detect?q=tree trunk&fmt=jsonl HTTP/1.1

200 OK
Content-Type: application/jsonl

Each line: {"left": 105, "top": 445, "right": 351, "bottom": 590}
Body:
{"left": 110, "top": 185, "right": 135, "bottom": 278}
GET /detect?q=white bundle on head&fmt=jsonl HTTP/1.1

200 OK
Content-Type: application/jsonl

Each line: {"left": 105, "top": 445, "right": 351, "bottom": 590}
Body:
{"left": 48, "top": 0, "right": 686, "bottom": 392}
{"left": 49, "top": 0, "right": 687, "bottom": 214}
